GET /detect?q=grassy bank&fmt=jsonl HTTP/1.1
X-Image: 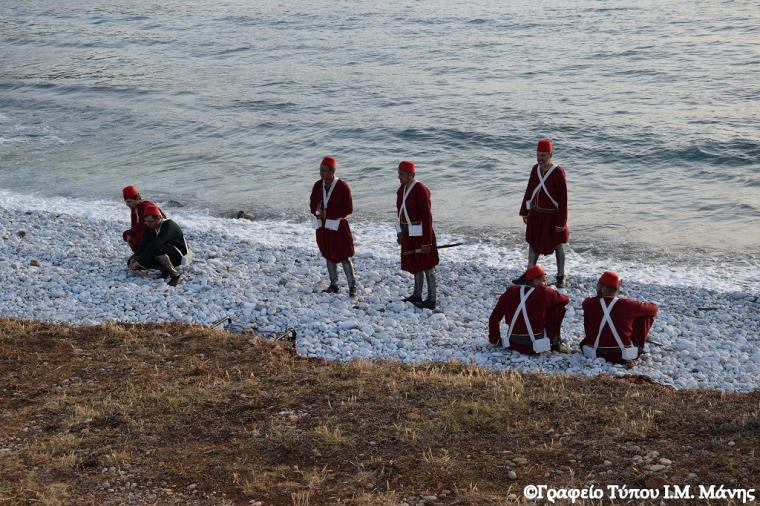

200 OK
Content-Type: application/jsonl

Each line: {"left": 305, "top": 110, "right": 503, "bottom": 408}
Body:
{"left": 0, "top": 319, "right": 757, "bottom": 505}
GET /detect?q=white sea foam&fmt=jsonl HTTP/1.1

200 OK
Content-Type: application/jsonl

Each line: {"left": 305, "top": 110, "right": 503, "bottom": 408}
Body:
{"left": 1, "top": 189, "right": 758, "bottom": 392}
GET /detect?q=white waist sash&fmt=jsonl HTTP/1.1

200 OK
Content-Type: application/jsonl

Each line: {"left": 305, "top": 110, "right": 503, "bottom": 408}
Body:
{"left": 582, "top": 297, "right": 639, "bottom": 360}
{"left": 505, "top": 286, "right": 551, "bottom": 353}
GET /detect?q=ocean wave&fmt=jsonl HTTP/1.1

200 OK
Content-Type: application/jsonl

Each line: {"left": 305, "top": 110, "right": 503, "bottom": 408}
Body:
{"left": 395, "top": 126, "right": 506, "bottom": 150}
{"left": 0, "top": 81, "right": 156, "bottom": 97}
{"left": 672, "top": 140, "right": 760, "bottom": 167}
{"left": 212, "top": 45, "right": 254, "bottom": 57}
{"left": 213, "top": 99, "right": 298, "bottom": 112}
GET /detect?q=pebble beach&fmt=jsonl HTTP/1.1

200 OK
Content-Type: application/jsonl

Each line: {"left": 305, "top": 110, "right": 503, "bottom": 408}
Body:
{"left": 2, "top": 189, "right": 758, "bottom": 392}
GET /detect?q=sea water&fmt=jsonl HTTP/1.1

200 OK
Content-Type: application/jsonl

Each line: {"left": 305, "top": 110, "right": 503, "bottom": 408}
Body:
{"left": 1, "top": 0, "right": 759, "bottom": 262}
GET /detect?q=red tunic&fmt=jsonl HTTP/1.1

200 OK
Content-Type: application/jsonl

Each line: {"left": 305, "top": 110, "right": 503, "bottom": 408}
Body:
{"left": 122, "top": 200, "right": 164, "bottom": 253}
{"left": 396, "top": 181, "right": 439, "bottom": 274}
{"left": 309, "top": 178, "right": 355, "bottom": 263}
{"left": 581, "top": 296, "right": 658, "bottom": 363}
{"left": 488, "top": 285, "right": 570, "bottom": 354}
{"left": 519, "top": 164, "right": 569, "bottom": 255}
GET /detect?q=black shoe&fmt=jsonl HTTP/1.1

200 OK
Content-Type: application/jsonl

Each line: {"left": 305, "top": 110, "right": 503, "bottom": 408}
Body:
{"left": 555, "top": 275, "right": 567, "bottom": 288}
{"left": 349, "top": 285, "right": 357, "bottom": 297}
{"left": 511, "top": 274, "right": 527, "bottom": 285}
{"left": 167, "top": 274, "right": 181, "bottom": 287}
{"left": 403, "top": 294, "right": 422, "bottom": 303}
{"left": 414, "top": 299, "right": 436, "bottom": 310}
{"left": 322, "top": 284, "right": 340, "bottom": 294}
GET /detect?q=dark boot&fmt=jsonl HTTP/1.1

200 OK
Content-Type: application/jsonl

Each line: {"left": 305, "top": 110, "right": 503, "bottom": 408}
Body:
{"left": 550, "top": 334, "right": 570, "bottom": 353}
{"left": 322, "top": 284, "right": 340, "bottom": 294}
{"left": 342, "top": 259, "right": 357, "bottom": 298}
{"left": 424, "top": 269, "right": 437, "bottom": 304}
{"left": 404, "top": 272, "right": 424, "bottom": 302}
{"left": 155, "top": 254, "right": 180, "bottom": 281}
{"left": 555, "top": 275, "right": 567, "bottom": 288}
{"left": 512, "top": 274, "right": 527, "bottom": 285}
{"left": 414, "top": 299, "right": 436, "bottom": 310}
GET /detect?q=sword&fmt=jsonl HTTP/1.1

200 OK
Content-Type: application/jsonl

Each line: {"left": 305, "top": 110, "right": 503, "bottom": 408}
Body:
{"left": 402, "top": 242, "right": 465, "bottom": 256}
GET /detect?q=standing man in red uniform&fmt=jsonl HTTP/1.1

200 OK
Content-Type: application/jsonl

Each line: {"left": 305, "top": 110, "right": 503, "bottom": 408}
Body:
{"left": 514, "top": 138, "right": 569, "bottom": 287}
{"left": 121, "top": 185, "right": 165, "bottom": 253}
{"left": 581, "top": 271, "right": 659, "bottom": 365}
{"left": 489, "top": 265, "right": 570, "bottom": 353}
{"left": 309, "top": 156, "right": 357, "bottom": 296}
{"left": 396, "top": 161, "right": 439, "bottom": 310}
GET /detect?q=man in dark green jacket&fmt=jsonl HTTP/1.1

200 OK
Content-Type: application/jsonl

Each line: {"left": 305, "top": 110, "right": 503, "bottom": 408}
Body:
{"left": 127, "top": 203, "right": 190, "bottom": 286}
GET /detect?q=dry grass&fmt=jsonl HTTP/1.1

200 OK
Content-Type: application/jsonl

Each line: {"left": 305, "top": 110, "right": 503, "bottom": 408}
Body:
{"left": 0, "top": 317, "right": 758, "bottom": 505}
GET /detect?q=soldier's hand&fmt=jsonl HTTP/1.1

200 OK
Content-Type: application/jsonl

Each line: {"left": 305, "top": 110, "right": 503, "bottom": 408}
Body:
{"left": 522, "top": 216, "right": 528, "bottom": 225}
{"left": 555, "top": 225, "right": 565, "bottom": 232}
{"left": 420, "top": 245, "right": 431, "bottom": 254}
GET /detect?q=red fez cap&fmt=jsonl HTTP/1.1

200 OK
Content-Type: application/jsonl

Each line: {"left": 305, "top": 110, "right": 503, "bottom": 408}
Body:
{"left": 525, "top": 264, "right": 546, "bottom": 281}
{"left": 143, "top": 203, "right": 162, "bottom": 218}
{"left": 122, "top": 185, "right": 139, "bottom": 199}
{"left": 320, "top": 156, "right": 336, "bottom": 170}
{"left": 537, "top": 138, "right": 553, "bottom": 153}
{"left": 398, "top": 160, "right": 416, "bottom": 174}
{"left": 599, "top": 271, "right": 621, "bottom": 288}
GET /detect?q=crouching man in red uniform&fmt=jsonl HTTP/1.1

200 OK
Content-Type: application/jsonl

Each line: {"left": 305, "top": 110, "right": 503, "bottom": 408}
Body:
{"left": 396, "top": 161, "right": 439, "bottom": 310}
{"left": 122, "top": 185, "right": 165, "bottom": 253}
{"left": 514, "top": 138, "right": 569, "bottom": 288}
{"left": 488, "top": 265, "right": 570, "bottom": 353}
{"left": 309, "top": 156, "right": 357, "bottom": 296}
{"left": 581, "top": 271, "right": 659, "bottom": 365}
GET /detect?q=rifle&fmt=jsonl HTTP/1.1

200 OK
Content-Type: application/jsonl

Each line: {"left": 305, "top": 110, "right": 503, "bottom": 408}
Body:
{"left": 402, "top": 242, "right": 465, "bottom": 256}
{"left": 209, "top": 317, "right": 297, "bottom": 343}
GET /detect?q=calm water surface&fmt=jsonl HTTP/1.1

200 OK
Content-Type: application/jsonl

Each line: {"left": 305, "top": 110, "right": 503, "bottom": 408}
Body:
{"left": 1, "top": 0, "right": 759, "bottom": 259}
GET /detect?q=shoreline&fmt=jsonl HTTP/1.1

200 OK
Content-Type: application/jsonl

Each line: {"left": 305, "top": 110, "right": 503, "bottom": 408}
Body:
{"left": 3, "top": 185, "right": 759, "bottom": 265}
{"left": 1, "top": 188, "right": 759, "bottom": 392}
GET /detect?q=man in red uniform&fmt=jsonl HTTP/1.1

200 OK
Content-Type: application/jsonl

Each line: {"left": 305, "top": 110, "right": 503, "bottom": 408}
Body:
{"left": 581, "top": 271, "right": 658, "bottom": 365}
{"left": 514, "top": 138, "right": 569, "bottom": 288}
{"left": 309, "top": 156, "right": 357, "bottom": 296}
{"left": 396, "top": 161, "right": 439, "bottom": 310}
{"left": 121, "top": 185, "right": 165, "bottom": 253}
{"left": 488, "top": 265, "right": 570, "bottom": 353}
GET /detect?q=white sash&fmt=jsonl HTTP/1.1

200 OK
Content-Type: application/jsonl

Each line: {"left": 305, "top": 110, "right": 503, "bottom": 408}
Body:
{"left": 180, "top": 237, "right": 193, "bottom": 266}
{"left": 314, "top": 178, "right": 342, "bottom": 230}
{"left": 396, "top": 181, "right": 423, "bottom": 236}
{"left": 172, "top": 236, "right": 193, "bottom": 266}
{"left": 505, "top": 287, "right": 551, "bottom": 353}
{"left": 526, "top": 164, "right": 558, "bottom": 211}
{"left": 582, "top": 297, "right": 639, "bottom": 360}
{"left": 322, "top": 177, "right": 339, "bottom": 210}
